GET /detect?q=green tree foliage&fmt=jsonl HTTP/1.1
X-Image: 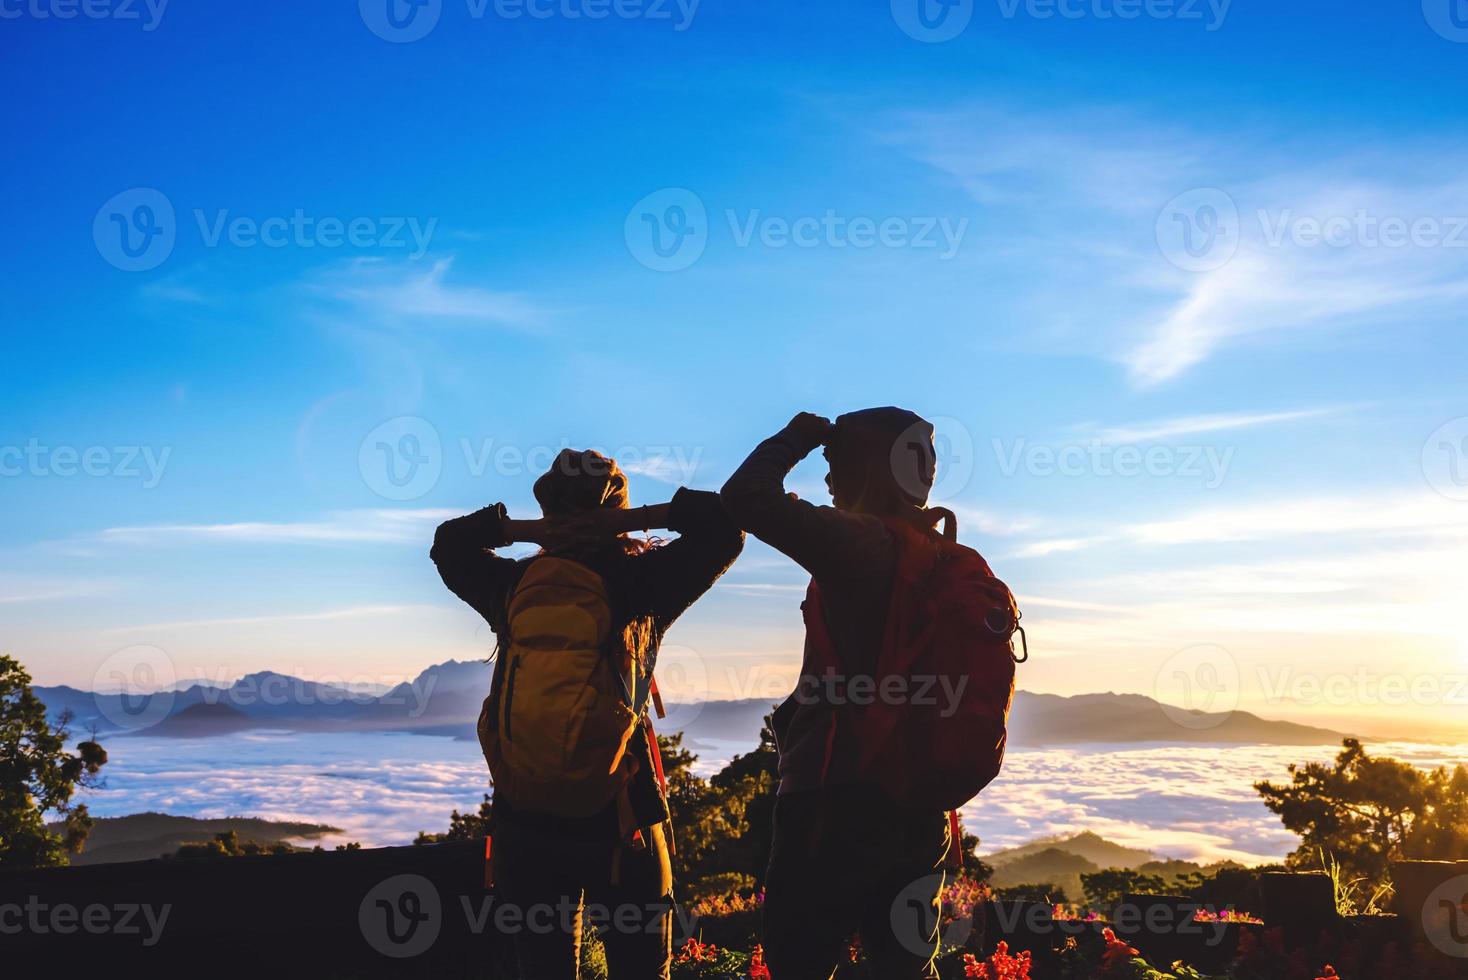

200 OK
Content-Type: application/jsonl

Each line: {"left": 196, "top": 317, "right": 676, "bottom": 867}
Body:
{"left": 994, "top": 882, "right": 1069, "bottom": 904}
{"left": 171, "top": 830, "right": 293, "bottom": 859}
{"left": 1079, "top": 869, "right": 1167, "bottom": 910}
{"left": 1175, "top": 864, "right": 1270, "bottom": 913}
{"left": 1255, "top": 737, "right": 1468, "bottom": 882}
{"left": 415, "top": 794, "right": 493, "bottom": 844}
{"left": 660, "top": 717, "right": 779, "bottom": 898}
{"left": 0, "top": 654, "right": 108, "bottom": 869}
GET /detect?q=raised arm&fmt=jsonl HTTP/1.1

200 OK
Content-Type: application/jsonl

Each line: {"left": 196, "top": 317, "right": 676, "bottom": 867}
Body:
{"left": 429, "top": 504, "right": 523, "bottom": 633}
{"left": 720, "top": 415, "right": 893, "bottom": 586}
{"left": 503, "top": 503, "right": 672, "bottom": 547}
{"left": 623, "top": 488, "right": 744, "bottom": 630}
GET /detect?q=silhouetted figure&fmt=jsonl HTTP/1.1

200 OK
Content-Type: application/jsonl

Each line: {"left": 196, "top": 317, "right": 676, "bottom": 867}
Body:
{"left": 723, "top": 409, "right": 1020, "bottom": 980}
{"left": 433, "top": 449, "right": 743, "bottom": 980}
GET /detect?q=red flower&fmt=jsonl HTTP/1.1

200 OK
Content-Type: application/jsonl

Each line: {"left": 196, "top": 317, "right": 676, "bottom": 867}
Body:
{"left": 1100, "top": 928, "right": 1140, "bottom": 974}
{"left": 963, "top": 942, "right": 1033, "bottom": 980}
{"left": 748, "top": 944, "right": 771, "bottom": 980}
{"left": 675, "top": 938, "right": 720, "bottom": 964}
{"left": 1314, "top": 968, "right": 1338, "bottom": 980}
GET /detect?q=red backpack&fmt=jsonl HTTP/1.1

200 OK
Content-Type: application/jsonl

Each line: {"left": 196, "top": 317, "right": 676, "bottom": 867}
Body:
{"left": 804, "top": 511, "right": 1025, "bottom": 812}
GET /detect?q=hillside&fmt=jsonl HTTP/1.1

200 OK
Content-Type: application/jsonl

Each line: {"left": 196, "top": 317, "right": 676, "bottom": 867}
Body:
{"left": 54, "top": 813, "right": 341, "bottom": 866}
{"left": 984, "top": 830, "right": 1157, "bottom": 870}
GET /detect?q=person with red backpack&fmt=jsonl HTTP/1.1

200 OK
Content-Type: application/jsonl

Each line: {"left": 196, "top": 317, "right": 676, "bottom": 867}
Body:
{"left": 432, "top": 448, "right": 744, "bottom": 980}
{"left": 721, "top": 409, "right": 1023, "bottom": 980}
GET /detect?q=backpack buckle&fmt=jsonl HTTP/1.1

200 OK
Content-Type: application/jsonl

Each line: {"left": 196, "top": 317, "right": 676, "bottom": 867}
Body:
{"left": 1012, "top": 623, "right": 1029, "bottom": 664}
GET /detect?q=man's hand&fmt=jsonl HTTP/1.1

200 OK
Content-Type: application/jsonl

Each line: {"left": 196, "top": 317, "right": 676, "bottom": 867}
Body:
{"left": 785, "top": 412, "right": 834, "bottom": 452}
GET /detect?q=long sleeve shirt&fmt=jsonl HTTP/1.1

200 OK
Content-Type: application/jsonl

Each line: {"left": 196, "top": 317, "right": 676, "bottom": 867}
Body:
{"left": 720, "top": 425, "right": 897, "bottom": 795}
{"left": 431, "top": 487, "right": 743, "bottom": 828}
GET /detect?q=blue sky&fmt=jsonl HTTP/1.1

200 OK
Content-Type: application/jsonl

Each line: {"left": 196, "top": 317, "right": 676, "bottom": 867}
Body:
{"left": 4, "top": 0, "right": 1468, "bottom": 733}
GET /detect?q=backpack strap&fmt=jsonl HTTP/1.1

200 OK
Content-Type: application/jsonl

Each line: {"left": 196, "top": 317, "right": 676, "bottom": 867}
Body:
{"left": 945, "top": 811, "right": 963, "bottom": 871}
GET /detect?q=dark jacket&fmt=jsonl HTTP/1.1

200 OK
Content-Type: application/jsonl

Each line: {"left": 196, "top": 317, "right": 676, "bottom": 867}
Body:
{"left": 431, "top": 487, "right": 744, "bottom": 831}
{"left": 720, "top": 426, "right": 897, "bottom": 795}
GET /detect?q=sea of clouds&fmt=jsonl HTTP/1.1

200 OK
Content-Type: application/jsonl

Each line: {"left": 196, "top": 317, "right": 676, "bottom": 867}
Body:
{"left": 76, "top": 732, "right": 1467, "bottom": 864}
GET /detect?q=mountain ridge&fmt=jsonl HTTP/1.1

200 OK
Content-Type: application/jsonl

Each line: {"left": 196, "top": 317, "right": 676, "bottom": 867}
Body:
{"left": 38, "top": 659, "right": 1354, "bottom": 748}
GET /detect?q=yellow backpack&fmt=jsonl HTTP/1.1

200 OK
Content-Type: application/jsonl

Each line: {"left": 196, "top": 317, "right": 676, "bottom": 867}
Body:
{"left": 476, "top": 556, "right": 641, "bottom": 818}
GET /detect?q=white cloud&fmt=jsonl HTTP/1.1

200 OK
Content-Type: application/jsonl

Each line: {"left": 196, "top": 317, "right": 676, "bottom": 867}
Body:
{"left": 1095, "top": 405, "right": 1349, "bottom": 444}
{"left": 888, "top": 103, "right": 1468, "bottom": 385}
{"left": 100, "top": 508, "right": 456, "bottom": 546}
{"left": 310, "top": 256, "right": 547, "bottom": 330}
{"left": 1014, "top": 491, "right": 1468, "bottom": 558}
{"left": 98, "top": 604, "right": 440, "bottom": 636}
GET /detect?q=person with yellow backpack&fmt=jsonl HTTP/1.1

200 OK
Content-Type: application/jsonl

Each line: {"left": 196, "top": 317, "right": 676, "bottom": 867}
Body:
{"left": 431, "top": 448, "right": 744, "bottom": 980}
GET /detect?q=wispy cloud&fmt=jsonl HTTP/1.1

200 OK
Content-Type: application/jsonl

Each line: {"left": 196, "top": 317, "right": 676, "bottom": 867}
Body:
{"left": 310, "top": 256, "right": 547, "bottom": 330}
{"left": 100, "top": 509, "right": 456, "bottom": 546}
{"left": 1094, "top": 405, "right": 1351, "bottom": 444}
{"left": 99, "top": 604, "right": 440, "bottom": 636}
{"left": 889, "top": 103, "right": 1468, "bottom": 385}
{"left": 1127, "top": 233, "right": 1468, "bottom": 385}
{"left": 0, "top": 575, "right": 115, "bottom": 604}
{"left": 1011, "top": 491, "right": 1468, "bottom": 560}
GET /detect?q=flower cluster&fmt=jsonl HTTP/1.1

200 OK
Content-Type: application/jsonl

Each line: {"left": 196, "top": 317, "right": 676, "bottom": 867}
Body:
{"left": 747, "top": 945, "right": 770, "bottom": 980}
{"left": 674, "top": 938, "right": 722, "bottom": 965}
{"left": 1191, "top": 908, "right": 1263, "bottom": 924}
{"left": 962, "top": 941, "right": 1033, "bottom": 980}
{"left": 686, "top": 889, "right": 765, "bottom": 918}
{"left": 944, "top": 874, "right": 992, "bottom": 922}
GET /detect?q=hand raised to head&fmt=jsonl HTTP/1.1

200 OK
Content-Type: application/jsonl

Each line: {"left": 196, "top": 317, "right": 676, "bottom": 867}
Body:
{"left": 785, "top": 412, "right": 834, "bottom": 451}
